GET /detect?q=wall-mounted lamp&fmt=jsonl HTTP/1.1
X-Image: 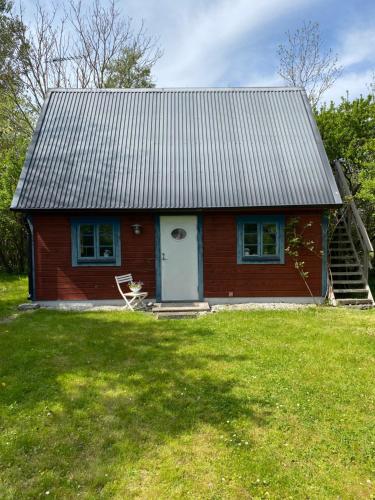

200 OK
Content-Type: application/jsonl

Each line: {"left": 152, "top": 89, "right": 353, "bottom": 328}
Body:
{"left": 131, "top": 223, "right": 142, "bottom": 235}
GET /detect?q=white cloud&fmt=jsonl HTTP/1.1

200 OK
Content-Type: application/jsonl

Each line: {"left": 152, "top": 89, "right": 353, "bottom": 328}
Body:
{"left": 124, "top": 0, "right": 319, "bottom": 87}
{"left": 322, "top": 25, "right": 375, "bottom": 103}
{"left": 339, "top": 27, "right": 375, "bottom": 68}
{"left": 25, "top": 0, "right": 374, "bottom": 102}
{"left": 245, "top": 72, "right": 283, "bottom": 88}
{"left": 321, "top": 69, "right": 374, "bottom": 104}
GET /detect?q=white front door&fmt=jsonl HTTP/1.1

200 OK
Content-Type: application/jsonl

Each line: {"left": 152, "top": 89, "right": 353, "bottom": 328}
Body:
{"left": 160, "top": 215, "right": 199, "bottom": 301}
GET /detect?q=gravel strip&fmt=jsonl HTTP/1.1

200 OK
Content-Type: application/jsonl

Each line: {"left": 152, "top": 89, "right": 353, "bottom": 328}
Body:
{"left": 211, "top": 303, "right": 318, "bottom": 312}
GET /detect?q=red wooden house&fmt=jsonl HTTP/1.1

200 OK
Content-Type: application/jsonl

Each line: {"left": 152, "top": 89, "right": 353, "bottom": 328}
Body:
{"left": 11, "top": 88, "right": 343, "bottom": 305}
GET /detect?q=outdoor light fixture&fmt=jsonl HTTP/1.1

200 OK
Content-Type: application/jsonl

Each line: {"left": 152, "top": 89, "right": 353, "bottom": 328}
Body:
{"left": 131, "top": 224, "right": 142, "bottom": 235}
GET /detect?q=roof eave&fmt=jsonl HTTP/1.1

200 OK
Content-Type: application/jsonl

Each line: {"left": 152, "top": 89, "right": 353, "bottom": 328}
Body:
{"left": 11, "top": 202, "right": 342, "bottom": 213}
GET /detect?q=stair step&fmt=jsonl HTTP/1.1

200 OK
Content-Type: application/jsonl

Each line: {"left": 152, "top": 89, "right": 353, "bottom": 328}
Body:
{"left": 331, "top": 240, "right": 351, "bottom": 243}
{"left": 152, "top": 302, "right": 210, "bottom": 313}
{"left": 331, "top": 244, "right": 353, "bottom": 248}
{"left": 336, "top": 298, "right": 374, "bottom": 306}
{"left": 331, "top": 261, "right": 357, "bottom": 264}
{"left": 330, "top": 263, "right": 360, "bottom": 268}
{"left": 332, "top": 280, "right": 365, "bottom": 284}
{"left": 157, "top": 311, "right": 199, "bottom": 319}
{"left": 330, "top": 246, "right": 353, "bottom": 249}
{"left": 329, "top": 242, "right": 354, "bottom": 252}
{"left": 331, "top": 271, "right": 363, "bottom": 276}
{"left": 330, "top": 257, "right": 355, "bottom": 260}
{"left": 330, "top": 244, "right": 353, "bottom": 247}
{"left": 333, "top": 288, "right": 368, "bottom": 294}
{"left": 330, "top": 250, "right": 354, "bottom": 254}
{"left": 330, "top": 255, "right": 356, "bottom": 259}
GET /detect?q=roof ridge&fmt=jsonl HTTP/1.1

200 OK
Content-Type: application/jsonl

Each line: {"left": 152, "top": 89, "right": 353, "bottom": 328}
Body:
{"left": 48, "top": 86, "right": 305, "bottom": 93}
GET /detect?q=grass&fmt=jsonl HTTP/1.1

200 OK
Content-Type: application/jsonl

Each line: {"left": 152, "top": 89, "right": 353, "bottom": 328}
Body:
{"left": 0, "top": 272, "right": 28, "bottom": 320}
{"left": 369, "top": 270, "right": 375, "bottom": 297}
{"left": 0, "top": 274, "right": 374, "bottom": 498}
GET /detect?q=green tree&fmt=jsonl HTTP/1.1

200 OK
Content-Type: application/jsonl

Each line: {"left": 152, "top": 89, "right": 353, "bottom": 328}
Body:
{"left": 0, "top": 95, "right": 30, "bottom": 273}
{"left": 0, "top": 2, "right": 30, "bottom": 273}
{"left": 105, "top": 48, "right": 155, "bottom": 88}
{"left": 315, "top": 95, "right": 375, "bottom": 240}
{"left": 0, "top": 0, "right": 27, "bottom": 91}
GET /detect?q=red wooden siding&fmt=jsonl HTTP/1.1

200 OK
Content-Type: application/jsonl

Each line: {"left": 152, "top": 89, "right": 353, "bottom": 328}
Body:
{"left": 203, "top": 210, "right": 324, "bottom": 297}
{"left": 33, "top": 214, "right": 155, "bottom": 300}
{"left": 33, "top": 210, "right": 324, "bottom": 300}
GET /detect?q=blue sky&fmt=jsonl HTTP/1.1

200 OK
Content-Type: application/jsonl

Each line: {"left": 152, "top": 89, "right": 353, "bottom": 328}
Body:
{"left": 121, "top": 0, "right": 375, "bottom": 103}
{"left": 22, "top": 0, "right": 375, "bottom": 103}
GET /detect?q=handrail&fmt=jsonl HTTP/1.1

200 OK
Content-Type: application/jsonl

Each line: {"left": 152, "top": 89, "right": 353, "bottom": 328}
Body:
{"left": 333, "top": 160, "right": 373, "bottom": 253}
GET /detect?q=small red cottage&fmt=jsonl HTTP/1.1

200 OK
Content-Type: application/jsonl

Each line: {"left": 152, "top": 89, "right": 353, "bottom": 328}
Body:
{"left": 11, "top": 88, "right": 342, "bottom": 305}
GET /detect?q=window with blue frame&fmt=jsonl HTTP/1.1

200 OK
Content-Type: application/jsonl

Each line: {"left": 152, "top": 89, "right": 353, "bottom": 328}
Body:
{"left": 237, "top": 215, "right": 285, "bottom": 264}
{"left": 71, "top": 219, "right": 121, "bottom": 266}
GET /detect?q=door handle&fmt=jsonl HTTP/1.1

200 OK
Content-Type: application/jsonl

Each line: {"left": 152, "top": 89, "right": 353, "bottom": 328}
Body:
{"left": 162, "top": 252, "right": 168, "bottom": 261}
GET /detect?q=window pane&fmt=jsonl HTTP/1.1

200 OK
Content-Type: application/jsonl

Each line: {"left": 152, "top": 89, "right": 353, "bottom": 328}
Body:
{"left": 244, "top": 223, "right": 257, "bottom": 234}
{"left": 80, "top": 246, "right": 95, "bottom": 257}
{"left": 263, "top": 223, "right": 277, "bottom": 236}
{"left": 244, "top": 233, "right": 257, "bottom": 245}
{"left": 262, "top": 224, "right": 277, "bottom": 255}
{"left": 79, "top": 224, "right": 94, "bottom": 258}
{"left": 243, "top": 223, "right": 258, "bottom": 256}
{"left": 82, "top": 235, "right": 94, "bottom": 246}
{"left": 263, "top": 244, "right": 277, "bottom": 255}
{"left": 244, "top": 245, "right": 258, "bottom": 256}
{"left": 80, "top": 224, "right": 94, "bottom": 238}
{"left": 263, "top": 232, "right": 276, "bottom": 246}
{"left": 99, "top": 224, "right": 114, "bottom": 257}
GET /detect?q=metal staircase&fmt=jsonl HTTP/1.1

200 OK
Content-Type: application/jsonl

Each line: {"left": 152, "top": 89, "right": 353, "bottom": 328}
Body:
{"left": 328, "top": 161, "right": 374, "bottom": 307}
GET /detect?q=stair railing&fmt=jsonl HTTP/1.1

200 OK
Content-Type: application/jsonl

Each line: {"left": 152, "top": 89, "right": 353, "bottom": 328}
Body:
{"left": 332, "top": 160, "right": 373, "bottom": 282}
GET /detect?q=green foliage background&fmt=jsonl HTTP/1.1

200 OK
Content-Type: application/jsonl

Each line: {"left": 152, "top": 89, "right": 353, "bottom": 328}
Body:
{"left": 0, "top": 1, "right": 30, "bottom": 273}
{"left": 0, "top": 95, "right": 30, "bottom": 272}
{"left": 315, "top": 95, "right": 375, "bottom": 241}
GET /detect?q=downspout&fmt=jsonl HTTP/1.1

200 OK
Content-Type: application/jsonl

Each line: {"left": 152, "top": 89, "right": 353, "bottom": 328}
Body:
{"left": 321, "top": 211, "right": 329, "bottom": 299}
{"left": 25, "top": 215, "right": 36, "bottom": 301}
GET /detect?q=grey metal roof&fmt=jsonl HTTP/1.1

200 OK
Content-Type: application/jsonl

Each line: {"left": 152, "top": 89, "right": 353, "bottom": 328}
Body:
{"left": 11, "top": 87, "right": 341, "bottom": 210}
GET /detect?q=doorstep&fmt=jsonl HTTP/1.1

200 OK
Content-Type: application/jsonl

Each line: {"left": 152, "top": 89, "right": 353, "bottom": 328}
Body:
{"left": 152, "top": 302, "right": 210, "bottom": 319}
{"left": 152, "top": 302, "right": 211, "bottom": 313}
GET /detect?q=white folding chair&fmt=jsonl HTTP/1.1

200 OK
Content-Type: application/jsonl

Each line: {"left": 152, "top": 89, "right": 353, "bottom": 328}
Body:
{"left": 115, "top": 274, "right": 148, "bottom": 311}
{"left": 115, "top": 274, "right": 133, "bottom": 303}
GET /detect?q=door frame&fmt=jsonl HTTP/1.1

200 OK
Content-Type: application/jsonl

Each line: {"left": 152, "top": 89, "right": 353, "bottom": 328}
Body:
{"left": 155, "top": 214, "right": 204, "bottom": 302}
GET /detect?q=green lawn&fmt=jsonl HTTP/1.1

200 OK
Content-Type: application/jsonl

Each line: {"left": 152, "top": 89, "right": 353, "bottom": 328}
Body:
{"left": 0, "top": 272, "right": 28, "bottom": 320}
{"left": 369, "top": 270, "right": 375, "bottom": 297}
{"left": 0, "top": 275, "right": 374, "bottom": 498}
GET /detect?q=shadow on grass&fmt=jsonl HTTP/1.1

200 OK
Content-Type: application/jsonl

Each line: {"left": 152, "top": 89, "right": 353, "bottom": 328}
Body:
{"left": 0, "top": 310, "right": 272, "bottom": 495}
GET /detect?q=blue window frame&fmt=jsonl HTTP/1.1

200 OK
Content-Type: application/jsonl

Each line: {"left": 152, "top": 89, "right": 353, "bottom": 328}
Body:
{"left": 237, "top": 215, "right": 285, "bottom": 264}
{"left": 71, "top": 218, "right": 121, "bottom": 266}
